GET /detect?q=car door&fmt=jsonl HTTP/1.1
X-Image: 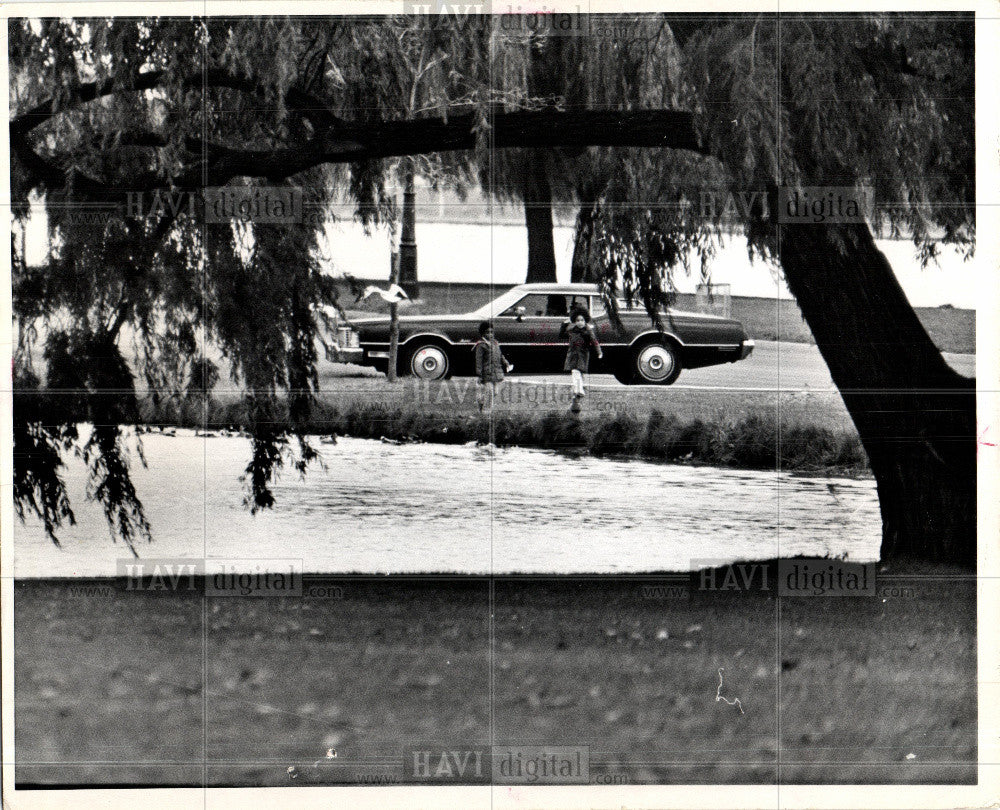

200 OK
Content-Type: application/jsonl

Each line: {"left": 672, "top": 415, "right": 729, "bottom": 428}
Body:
{"left": 492, "top": 293, "right": 571, "bottom": 371}
{"left": 586, "top": 294, "right": 619, "bottom": 371}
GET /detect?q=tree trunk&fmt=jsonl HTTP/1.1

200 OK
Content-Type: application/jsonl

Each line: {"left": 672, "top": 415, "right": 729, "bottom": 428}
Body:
{"left": 777, "top": 222, "right": 976, "bottom": 567}
{"left": 520, "top": 34, "right": 560, "bottom": 285}
{"left": 570, "top": 203, "right": 599, "bottom": 283}
{"left": 523, "top": 160, "right": 557, "bottom": 283}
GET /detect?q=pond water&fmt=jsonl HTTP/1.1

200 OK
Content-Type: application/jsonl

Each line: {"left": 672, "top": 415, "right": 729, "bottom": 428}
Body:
{"left": 13, "top": 431, "right": 882, "bottom": 577}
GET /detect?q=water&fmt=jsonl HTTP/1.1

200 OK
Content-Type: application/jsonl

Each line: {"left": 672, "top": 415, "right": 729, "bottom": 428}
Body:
{"left": 13, "top": 432, "right": 881, "bottom": 577}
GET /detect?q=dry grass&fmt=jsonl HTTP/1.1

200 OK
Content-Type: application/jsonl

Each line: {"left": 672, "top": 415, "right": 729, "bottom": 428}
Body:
{"left": 14, "top": 568, "right": 976, "bottom": 786}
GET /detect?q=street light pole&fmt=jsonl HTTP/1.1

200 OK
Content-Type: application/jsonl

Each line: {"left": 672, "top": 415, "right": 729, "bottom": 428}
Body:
{"left": 398, "top": 163, "right": 419, "bottom": 298}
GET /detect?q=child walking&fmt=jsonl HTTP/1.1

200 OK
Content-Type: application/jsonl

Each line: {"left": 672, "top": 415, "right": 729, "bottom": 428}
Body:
{"left": 474, "top": 320, "right": 513, "bottom": 412}
{"left": 560, "top": 307, "right": 603, "bottom": 409}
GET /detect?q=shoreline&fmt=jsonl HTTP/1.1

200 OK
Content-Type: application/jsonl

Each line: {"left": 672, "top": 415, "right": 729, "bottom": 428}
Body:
{"left": 142, "top": 394, "right": 871, "bottom": 476}
{"left": 10, "top": 550, "right": 976, "bottom": 581}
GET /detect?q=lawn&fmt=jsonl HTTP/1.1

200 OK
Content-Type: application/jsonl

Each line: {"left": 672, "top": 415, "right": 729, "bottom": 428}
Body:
{"left": 14, "top": 565, "right": 976, "bottom": 786}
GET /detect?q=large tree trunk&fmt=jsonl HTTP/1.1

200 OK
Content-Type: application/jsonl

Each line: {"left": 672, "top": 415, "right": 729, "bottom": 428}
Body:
{"left": 523, "top": 161, "right": 557, "bottom": 283}
{"left": 778, "top": 222, "right": 976, "bottom": 567}
{"left": 521, "top": 35, "right": 562, "bottom": 285}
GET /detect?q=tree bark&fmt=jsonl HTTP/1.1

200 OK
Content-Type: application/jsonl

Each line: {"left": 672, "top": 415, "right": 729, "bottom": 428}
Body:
{"left": 523, "top": 161, "right": 557, "bottom": 283}
{"left": 777, "top": 222, "right": 976, "bottom": 567}
{"left": 520, "top": 35, "right": 561, "bottom": 285}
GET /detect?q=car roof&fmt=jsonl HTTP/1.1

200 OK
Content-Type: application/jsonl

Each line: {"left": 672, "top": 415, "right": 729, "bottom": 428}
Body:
{"left": 513, "top": 283, "right": 600, "bottom": 294}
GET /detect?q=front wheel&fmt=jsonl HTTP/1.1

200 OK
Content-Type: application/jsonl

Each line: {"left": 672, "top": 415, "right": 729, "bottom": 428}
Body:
{"left": 628, "top": 340, "right": 681, "bottom": 385}
{"left": 404, "top": 342, "right": 451, "bottom": 381}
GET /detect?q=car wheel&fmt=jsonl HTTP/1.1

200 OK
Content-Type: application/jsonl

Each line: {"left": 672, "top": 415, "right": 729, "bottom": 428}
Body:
{"left": 405, "top": 342, "right": 450, "bottom": 381}
{"left": 632, "top": 339, "right": 681, "bottom": 385}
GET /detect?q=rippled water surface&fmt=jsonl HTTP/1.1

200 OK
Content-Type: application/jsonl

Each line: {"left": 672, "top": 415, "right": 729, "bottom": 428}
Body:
{"left": 14, "top": 432, "right": 881, "bottom": 576}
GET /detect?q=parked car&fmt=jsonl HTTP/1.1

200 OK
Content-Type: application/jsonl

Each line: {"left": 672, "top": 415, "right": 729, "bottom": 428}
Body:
{"left": 330, "top": 283, "right": 754, "bottom": 385}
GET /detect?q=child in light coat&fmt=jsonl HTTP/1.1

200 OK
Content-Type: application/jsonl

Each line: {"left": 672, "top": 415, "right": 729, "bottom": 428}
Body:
{"left": 560, "top": 307, "right": 603, "bottom": 406}
{"left": 474, "top": 320, "right": 513, "bottom": 411}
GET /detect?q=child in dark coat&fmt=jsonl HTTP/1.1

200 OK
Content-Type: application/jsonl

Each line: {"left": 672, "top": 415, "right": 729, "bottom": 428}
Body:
{"left": 474, "top": 320, "right": 513, "bottom": 411}
{"left": 560, "top": 307, "right": 603, "bottom": 405}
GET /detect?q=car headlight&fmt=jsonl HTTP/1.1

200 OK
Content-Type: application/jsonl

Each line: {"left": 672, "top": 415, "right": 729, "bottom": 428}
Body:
{"left": 336, "top": 326, "right": 360, "bottom": 348}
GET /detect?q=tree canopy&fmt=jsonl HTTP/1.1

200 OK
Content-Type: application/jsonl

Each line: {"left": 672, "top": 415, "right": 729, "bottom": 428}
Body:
{"left": 10, "top": 13, "right": 975, "bottom": 561}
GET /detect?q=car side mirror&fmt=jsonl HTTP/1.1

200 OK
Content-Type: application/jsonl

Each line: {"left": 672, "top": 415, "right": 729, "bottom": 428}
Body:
{"left": 515, "top": 306, "right": 526, "bottom": 321}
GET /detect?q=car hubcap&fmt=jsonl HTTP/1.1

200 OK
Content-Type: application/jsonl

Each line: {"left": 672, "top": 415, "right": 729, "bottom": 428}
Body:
{"left": 637, "top": 344, "right": 675, "bottom": 382}
{"left": 412, "top": 346, "right": 448, "bottom": 380}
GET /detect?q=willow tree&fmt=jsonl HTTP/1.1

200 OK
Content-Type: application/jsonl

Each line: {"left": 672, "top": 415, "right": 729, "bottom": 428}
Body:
{"left": 9, "top": 14, "right": 693, "bottom": 551}
{"left": 10, "top": 18, "right": 355, "bottom": 548}
{"left": 613, "top": 13, "right": 975, "bottom": 565}
{"left": 488, "top": 17, "right": 686, "bottom": 283}
{"left": 569, "top": 14, "right": 975, "bottom": 565}
{"left": 10, "top": 13, "right": 975, "bottom": 565}
{"left": 722, "top": 14, "right": 974, "bottom": 566}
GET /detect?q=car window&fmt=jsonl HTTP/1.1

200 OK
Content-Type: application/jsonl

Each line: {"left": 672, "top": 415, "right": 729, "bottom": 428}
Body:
{"left": 589, "top": 296, "right": 606, "bottom": 317}
{"left": 501, "top": 294, "right": 572, "bottom": 317}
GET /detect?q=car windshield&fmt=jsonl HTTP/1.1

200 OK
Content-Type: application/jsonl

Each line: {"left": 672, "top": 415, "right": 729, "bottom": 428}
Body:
{"left": 500, "top": 294, "right": 575, "bottom": 317}
{"left": 468, "top": 288, "right": 524, "bottom": 318}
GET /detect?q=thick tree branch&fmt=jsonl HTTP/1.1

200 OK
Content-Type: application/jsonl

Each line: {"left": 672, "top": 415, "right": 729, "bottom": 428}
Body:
{"left": 15, "top": 108, "right": 701, "bottom": 199}
{"left": 164, "top": 109, "right": 704, "bottom": 190}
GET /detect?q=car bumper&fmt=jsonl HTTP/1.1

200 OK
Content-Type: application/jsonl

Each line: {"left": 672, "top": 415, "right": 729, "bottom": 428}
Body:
{"left": 328, "top": 346, "right": 365, "bottom": 363}
{"left": 740, "top": 339, "right": 755, "bottom": 360}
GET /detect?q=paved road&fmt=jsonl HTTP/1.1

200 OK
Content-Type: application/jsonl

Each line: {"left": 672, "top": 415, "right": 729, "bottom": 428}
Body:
{"left": 506, "top": 340, "right": 976, "bottom": 392}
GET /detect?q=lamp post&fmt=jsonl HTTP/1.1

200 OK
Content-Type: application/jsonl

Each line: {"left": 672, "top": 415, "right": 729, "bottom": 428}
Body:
{"left": 398, "top": 165, "right": 419, "bottom": 298}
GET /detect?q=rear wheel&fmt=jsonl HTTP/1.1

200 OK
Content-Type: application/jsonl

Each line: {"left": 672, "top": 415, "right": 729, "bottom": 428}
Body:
{"left": 629, "top": 339, "right": 681, "bottom": 385}
{"left": 404, "top": 342, "right": 451, "bottom": 381}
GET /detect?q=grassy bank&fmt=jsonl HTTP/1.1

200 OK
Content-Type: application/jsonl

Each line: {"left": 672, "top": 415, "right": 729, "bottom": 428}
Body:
{"left": 14, "top": 564, "right": 976, "bottom": 786}
{"left": 148, "top": 385, "right": 869, "bottom": 475}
